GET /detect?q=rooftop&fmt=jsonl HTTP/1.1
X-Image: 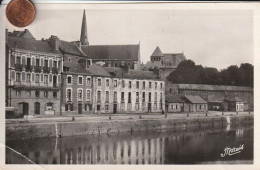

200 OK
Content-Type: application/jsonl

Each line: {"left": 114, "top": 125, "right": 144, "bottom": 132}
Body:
{"left": 182, "top": 95, "right": 207, "bottom": 104}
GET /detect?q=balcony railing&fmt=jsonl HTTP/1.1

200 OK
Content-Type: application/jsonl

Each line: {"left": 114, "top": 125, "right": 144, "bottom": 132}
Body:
{"left": 43, "top": 67, "right": 50, "bottom": 73}
{"left": 34, "top": 66, "right": 41, "bottom": 73}
{"left": 26, "top": 65, "right": 32, "bottom": 72}
{"left": 52, "top": 67, "right": 59, "bottom": 74}
{"left": 12, "top": 81, "right": 61, "bottom": 90}
{"left": 15, "top": 64, "right": 22, "bottom": 71}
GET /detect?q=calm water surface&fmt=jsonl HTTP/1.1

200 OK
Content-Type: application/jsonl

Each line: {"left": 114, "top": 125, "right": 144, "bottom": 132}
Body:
{"left": 6, "top": 124, "right": 253, "bottom": 164}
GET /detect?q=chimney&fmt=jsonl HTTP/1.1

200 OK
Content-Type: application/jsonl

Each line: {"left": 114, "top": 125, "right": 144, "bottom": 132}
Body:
{"left": 50, "top": 35, "right": 60, "bottom": 50}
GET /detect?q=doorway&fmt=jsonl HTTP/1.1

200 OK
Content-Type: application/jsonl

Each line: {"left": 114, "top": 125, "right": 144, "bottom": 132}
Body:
{"left": 148, "top": 103, "right": 151, "bottom": 113}
{"left": 34, "top": 102, "right": 40, "bottom": 115}
{"left": 18, "top": 102, "right": 29, "bottom": 116}
{"left": 78, "top": 103, "right": 82, "bottom": 114}
{"left": 113, "top": 104, "right": 117, "bottom": 114}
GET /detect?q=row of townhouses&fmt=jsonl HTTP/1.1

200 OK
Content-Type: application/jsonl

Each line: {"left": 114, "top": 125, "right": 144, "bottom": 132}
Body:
{"left": 5, "top": 11, "right": 165, "bottom": 116}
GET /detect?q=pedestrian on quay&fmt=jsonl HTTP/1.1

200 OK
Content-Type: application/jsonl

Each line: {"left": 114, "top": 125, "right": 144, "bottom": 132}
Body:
{"left": 162, "top": 109, "right": 165, "bottom": 115}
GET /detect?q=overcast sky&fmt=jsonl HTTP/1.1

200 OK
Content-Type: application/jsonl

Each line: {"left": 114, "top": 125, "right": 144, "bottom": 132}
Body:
{"left": 6, "top": 9, "right": 253, "bottom": 70}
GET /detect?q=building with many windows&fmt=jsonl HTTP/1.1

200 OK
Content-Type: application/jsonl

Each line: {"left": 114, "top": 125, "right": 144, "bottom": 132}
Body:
{"left": 6, "top": 29, "right": 63, "bottom": 116}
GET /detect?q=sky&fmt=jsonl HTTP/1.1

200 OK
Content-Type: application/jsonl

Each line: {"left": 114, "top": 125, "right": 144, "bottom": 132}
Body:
{"left": 6, "top": 8, "right": 253, "bottom": 70}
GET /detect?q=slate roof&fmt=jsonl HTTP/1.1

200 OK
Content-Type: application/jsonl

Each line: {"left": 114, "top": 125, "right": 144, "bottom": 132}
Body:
{"left": 165, "top": 95, "right": 184, "bottom": 103}
{"left": 8, "top": 29, "right": 35, "bottom": 40}
{"left": 81, "top": 44, "right": 139, "bottom": 60}
{"left": 63, "top": 62, "right": 92, "bottom": 75}
{"left": 144, "top": 61, "right": 162, "bottom": 69}
{"left": 88, "top": 64, "right": 111, "bottom": 77}
{"left": 151, "top": 46, "right": 164, "bottom": 57}
{"left": 104, "top": 67, "right": 162, "bottom": 80}
{"left": 178, "top": 84, "right": 253, "bottom": 92}
{"left": 7, "top": 36, "right": 62, "bottom": 55}
{"left": 183, "top": 95, "right": 207, "bottom": 104}
{"left": 224, "top": 96, "right": 244, "bottom": 102}
{"left": 59, "top": 40, "right": 87, "bottom": 56}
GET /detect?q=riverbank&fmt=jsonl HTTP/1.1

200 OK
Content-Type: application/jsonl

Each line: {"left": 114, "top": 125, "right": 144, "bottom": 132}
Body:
{"left": 6, "top": 112, "right": 253, "bottom": 140}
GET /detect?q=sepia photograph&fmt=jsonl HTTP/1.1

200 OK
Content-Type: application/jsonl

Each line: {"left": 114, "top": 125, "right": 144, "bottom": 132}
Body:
{"left": 0, "top": 1, "right": 258, "bottom": 168}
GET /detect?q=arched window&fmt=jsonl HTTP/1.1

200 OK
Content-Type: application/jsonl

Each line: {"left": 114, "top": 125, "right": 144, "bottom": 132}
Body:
{"left": 114, "top": 63, "right": 118, "bottom": 67}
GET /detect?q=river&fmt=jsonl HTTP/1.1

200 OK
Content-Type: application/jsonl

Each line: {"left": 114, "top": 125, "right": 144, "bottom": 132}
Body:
{"left": 6, "top": 123, "right": 253, "bottom": 164}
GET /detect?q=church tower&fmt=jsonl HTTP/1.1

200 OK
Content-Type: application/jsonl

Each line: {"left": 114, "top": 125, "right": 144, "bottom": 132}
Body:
{"left": 80, "top": 9, "right": 89, "bottom": 45}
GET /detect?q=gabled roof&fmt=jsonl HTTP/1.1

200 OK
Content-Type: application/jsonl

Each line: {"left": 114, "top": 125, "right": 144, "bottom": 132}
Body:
{"left": 183, "top": 95, "right": 207, "bottom": 104}
{"left": 8, "top": 29, "right": 35, "bottom": 40}
{"left": 81, "top": 44, "right": 139, "bottom": 60}
{"left": 59, "top": 40, "right": 87, "bottom": 56}
{"left": 88, "top": 64, "right": 111, "bottom": 77}
{"left": 151, "top": 46, "right": 164, "bottom": 57}
{"left": 63, "top": 62, "right": 92, "bottom": 75}
{"left": 165, "top": 95, "right": 184, "bottom": 103}
{"left": 7, "top": 36, "right": 61, "bottom": 55}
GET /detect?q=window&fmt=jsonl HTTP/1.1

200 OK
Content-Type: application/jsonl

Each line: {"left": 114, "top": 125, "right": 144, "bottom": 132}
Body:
{"left": 98, "top": 79, "right": 102, "bottom": 86}
{"left": 149, "top": 92, "right": 151, "bottom": 102}
{"left": 143, "top": 82, "right": 145, "bottom": 89}
{"left": 113, "top": 80, "right": 117, "bottom": 87}
{"left": 44, "top": 91, "right": 48, "bottom": 98}
{"left": 129, "top": 81, "right": 132, "bottom": 89}
{"left": 105, "top": 105, "right": 109, "bottom": 111}
{"left": 49, "top": 75, "right": 52, "bottom": 83}
{"left": 97, "top": 91, "right": 101, "bottom": 102}
{"left": 149, "top": 82, "right": 152, "bottom": 88}
{"left": 171, "top": 105, "right": 173, "bottom": 109}
{"left": 16, "top": 56, "right": 21, "bottom": 64}
{"left": 65, "top": 103, "right": 73, "bottom": 111}
{"left": 35, "top": 74, "right": 39, "bottom": 83}
{"left": 53, "top": 92, "right": 57, "bottom": 98}
{"left": 44, "top": 75, "right": 48, "bottom": 84}
{"left": 16, "top": 90, "right": 21, "bottom": 96}
{"left": 136, "top": 92, "right": 139, "bottom": 103}
{"left": 121, "top": 92, "right": 124, "bottom": 103}
{"left": 36, "top": 58, "right": 40, "bottom": 66}
{"left": 160, "top": 93, "right": 162, "bottom": 102}
{"left": 22, "top": 72, "right": 25, "bottom": 81}
{"left": 44, "top": 60, "right": 48, "bottom": 67}
{"left": 176, "top": 105, "right": 178, "bottom": 109}
{"left": 142, "top": 92, "right": 145, "bottom": 102}
{"left": 155, "top": 82, "right": 157, "bottom": 89}
{"left": 160, "top": 83, "right": 163, "bottom": 89}
{"left": 67, "top": 76, "right": 72, "bottom": 84}
{"left": 127, "top": 92, "right": 132, "bottom": 103}
{"left": 114, "top": 91, "right": 117, "bottom": 102}
{"left": 40, "top": 74, "right": 43, "bottom": 82}
{"left": 122, "top": 80, "right": 125, "bottom": 88}
{"left": 67, "top": 89, "right": 72, "bottom": 102}
{"left": 26, "top": 90, "right": 31, "bottom": 97}
{"left": 86, "top": 90, "right": 91, "bottom": 101}
{"left": 35, "top": 91, "right": 40, "bottom": 98}
{"left": 106, "top": 79, "right": 110, "bottom": 87}
{"left": 78, "top": 76, "right": 83, "bottom": 85}
{"left": 26, "top": 73, "right": 31, "bottom": 83}
{"left": 46, "top": 103, "right": 53, "bottom": 111}
{"left": 136, "top": 81, "right": 139, "bottom": 89}
{"left": 16, "top": 73, "right": 20, "bottom": 82}
{"left": 86, "top": 77, "right": 91, "bottom": 85}
{"left": 54, "top": 61, "right": 57, "bottom": 68}
{"left": 68, "top": 57, "right": 71, "bottom": 62}
{"left": 78, "top": 89, "right": 83, "bottom": 101}
{"left": 154, "top": 92, "right": 157, "bottom": 102}
{"left": 106, "top": 91, "right": 109, "bottom": 102}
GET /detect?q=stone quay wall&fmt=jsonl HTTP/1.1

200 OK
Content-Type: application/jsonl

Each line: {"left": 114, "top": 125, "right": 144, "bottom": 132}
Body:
{"left": 6, "top": 114, "right": 253, "bottom": 140}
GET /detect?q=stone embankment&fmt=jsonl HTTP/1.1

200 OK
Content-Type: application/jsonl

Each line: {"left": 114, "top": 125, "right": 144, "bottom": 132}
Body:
{"left": 6, "top": 114, "right": 253, "bottom": 140}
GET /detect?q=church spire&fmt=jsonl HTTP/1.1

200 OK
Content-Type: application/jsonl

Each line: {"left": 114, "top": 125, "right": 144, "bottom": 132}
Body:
{"left": 80, "top": 9, "right": 89, "bottom": 45}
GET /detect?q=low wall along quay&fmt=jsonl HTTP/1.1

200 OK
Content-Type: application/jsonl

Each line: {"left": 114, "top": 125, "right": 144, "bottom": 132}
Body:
{"left": 6, "top": 114, "right": 253, "bottom": 140}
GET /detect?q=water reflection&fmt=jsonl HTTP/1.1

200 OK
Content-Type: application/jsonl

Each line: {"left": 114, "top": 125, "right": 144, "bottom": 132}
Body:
{"left": 6, "top": 124, "right": 253, "bottom": 164}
